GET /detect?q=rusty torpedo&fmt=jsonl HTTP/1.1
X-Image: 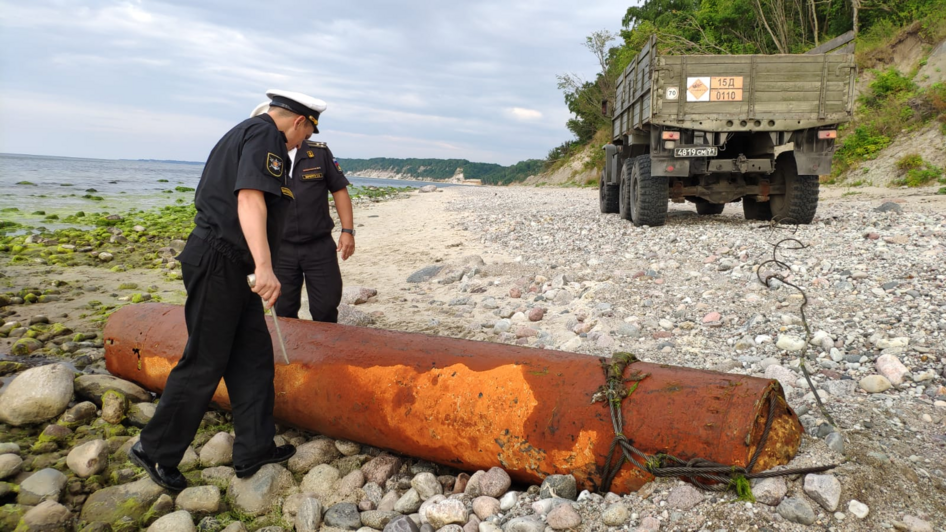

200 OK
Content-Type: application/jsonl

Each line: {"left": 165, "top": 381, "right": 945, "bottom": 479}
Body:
{"left": 104, "top": 303, "right": 805, "bottom": 493}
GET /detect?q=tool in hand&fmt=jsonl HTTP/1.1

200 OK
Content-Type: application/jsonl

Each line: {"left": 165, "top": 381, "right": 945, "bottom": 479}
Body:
{"left": 247, "top": 274, "right": 290, "bottom": 365}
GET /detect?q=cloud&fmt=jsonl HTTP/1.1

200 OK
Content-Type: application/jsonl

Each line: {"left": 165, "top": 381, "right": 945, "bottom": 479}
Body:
{"left": 0, "top": 0, "right": 623, "bottom": 165}
{"left": 505, "top": 107, "right": 544, "bottom": 121}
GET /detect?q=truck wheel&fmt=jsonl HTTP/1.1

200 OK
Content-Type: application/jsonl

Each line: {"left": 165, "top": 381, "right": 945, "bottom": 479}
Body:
{"left": 599, "top": 169, "right": 619, "bottom": 214}
{"left": 742, "top": 197, "right": 773, "bottom": 221}
{"left": 619, "top": 158, "right": 634, "bottom": 221}
{"left": 770, "top": 155, "right": 819, "bottom": 224}
{"left": 630, "top": 155, "right": 668, "bottom": 227}
{"left": 695, "top": 201, "right": 725, "bottom": 215}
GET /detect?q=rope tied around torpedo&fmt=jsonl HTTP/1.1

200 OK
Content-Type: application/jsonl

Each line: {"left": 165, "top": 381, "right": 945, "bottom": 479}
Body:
{"left": 595, "top": 352, "right": 838, "bottom": 495}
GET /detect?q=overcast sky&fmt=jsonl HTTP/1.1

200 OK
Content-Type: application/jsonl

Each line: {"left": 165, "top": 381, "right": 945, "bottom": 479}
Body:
{"left": 0, "top": 1, "right": 627, "bottom": 165}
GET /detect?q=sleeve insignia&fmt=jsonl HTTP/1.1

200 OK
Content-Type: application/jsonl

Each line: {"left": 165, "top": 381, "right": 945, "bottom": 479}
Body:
{"left": 280, "top": 187, "right": 295, "bottom": 199}
{"left": 267, "top": 153, "right": 284, "bottom": 177}
{"left": 333, "top": 158, "right": 342, "bottom": 173}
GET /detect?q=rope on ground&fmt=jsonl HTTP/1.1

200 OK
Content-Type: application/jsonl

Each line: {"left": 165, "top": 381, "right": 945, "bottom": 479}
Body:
{"left": 595, "top": 352, "right": 838, "bottom": 495}
{"left": 756, "top": 224, "right": 837, "bottom": 427}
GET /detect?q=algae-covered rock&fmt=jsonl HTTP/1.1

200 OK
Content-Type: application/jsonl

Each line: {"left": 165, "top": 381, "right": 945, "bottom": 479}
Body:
{"left": 74, "top": 375, "right": 151, "bottom": 406}
{"left": 79, "top": 477, "right": 166, "bottom": 526}
{"left": 59, "top": 401, "right": 98, "bottom": 428}
{"left": 0, "top": 364, "right": 75, "bottom": 426}
{"left": 0, "top": 505, "right": 28, "bottom": 531}
{"left": 36, "top": 424, "right": 73, "bottom": 447}
{"left": 141, "top": 493, "right": 174, "bottom": 527}
{"left": 16, "top": 499, "right": 72, "bottom": 531}
{"left": 127, "top": 402, "right": 157, "bottom": 428}
{"left": 0, "top": 361, "right": 28, "bottom": 376}
{"left": 101, "top": 390, "right": 127, "bottom": 424}
{"left": 11, "top": 338, "right": 42, "bottom": 356}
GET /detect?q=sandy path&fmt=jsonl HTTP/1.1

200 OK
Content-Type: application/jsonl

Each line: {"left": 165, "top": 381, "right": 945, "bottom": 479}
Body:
{"left": 299, "top": 188, "right": 513, "bottom": 333}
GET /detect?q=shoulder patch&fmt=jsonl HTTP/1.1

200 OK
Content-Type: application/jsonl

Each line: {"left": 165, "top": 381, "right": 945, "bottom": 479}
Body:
{"left": 266, "top": 153, "right": 284, "bottom": 178}
{"left": 306, "top": 141, "right": 328, "bottom": 148}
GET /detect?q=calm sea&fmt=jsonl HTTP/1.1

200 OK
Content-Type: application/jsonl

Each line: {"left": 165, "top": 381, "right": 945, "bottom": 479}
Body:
{"left": 0, "top": 153, "right": 456, "bottom": 225}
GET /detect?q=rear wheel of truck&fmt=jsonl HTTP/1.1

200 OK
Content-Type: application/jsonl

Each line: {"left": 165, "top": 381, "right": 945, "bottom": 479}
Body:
{"left": 770, "top": 155, "right": 819, "bottom": 224}
{"left": 619, "top": 158, "right": 634, "bottom": 220}
{"left": 695, "top": 201, "right": 725, "bottom": 215}
{"left": 742, "top": 197, "right": 773, "bottom": 221}
{"left": 599, "top": 168, "right": 619, "bottom": 214}
{"left": 629, "top": 155, "right": 668, "bottom": 227}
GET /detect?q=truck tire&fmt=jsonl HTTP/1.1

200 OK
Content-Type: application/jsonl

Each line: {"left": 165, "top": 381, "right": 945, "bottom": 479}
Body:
{"left": 629, "top": 155, "right": 668, "bottom": 227}
{"left": 695, "top": 201, "right": 725, "bottom": 215}
{"left": 619, "top": 158, "right": 634, "bottom": 221}
{"left": 599, "top": 168, "right": 619, "bottom": 214}
{"left": 742, "top": 197, "right": 773, "bottom": 221}
{"left": 770, "top": 155, "right": 819, "bottom": 224}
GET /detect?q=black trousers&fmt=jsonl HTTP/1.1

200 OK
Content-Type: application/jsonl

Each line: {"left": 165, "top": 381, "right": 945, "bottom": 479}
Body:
{"left": 274, "top": 236, "right": 342, "bottom": 323}
{"left": 140, "top": 235, "right": 275, "bottom": 467}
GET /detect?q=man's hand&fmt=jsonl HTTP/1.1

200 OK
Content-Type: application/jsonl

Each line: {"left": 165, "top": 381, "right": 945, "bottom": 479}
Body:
{"left": 250, "top": 266, "right": 281, "bottom": 309}
{"left": 338, "top": 233, "right": 355, "bottom": 261}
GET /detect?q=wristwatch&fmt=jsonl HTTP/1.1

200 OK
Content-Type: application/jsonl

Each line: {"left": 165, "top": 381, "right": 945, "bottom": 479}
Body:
{"left": 341, "top": 228, "right": 356, "bottom": 236}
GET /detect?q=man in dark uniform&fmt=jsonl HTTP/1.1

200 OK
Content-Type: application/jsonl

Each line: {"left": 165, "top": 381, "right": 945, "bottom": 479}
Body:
{"left": 130, "top": 90, "right": 323, "bottom": 491}
{"left": 255, "top": 99, "right": 355, "bottom": 323}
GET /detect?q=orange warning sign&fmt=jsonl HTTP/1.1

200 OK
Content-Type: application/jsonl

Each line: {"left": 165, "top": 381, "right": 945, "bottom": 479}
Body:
{"left": 687, "top": 79, "right": 708, "bottom": 100}
{"left": 711, "top": 76, "right": 744, "bottom": 89}
{"left": 710, "top": 89, "right": 744, "bottom": 102}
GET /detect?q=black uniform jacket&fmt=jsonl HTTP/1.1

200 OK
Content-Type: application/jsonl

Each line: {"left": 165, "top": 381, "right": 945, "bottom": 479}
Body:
{"left": 281, "top": 140, "right": 350, "bottom": 244}
{"left": 187, "top": 114, "right": 295, "bottom": 268}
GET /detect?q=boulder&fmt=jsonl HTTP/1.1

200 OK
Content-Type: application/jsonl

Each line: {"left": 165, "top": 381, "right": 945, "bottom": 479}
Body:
{"left": 127, "top": 402, "right": 157, "bottom": 427}
{"left": 17, "top": 468, "right": 68, "bottom": 505}
{"left": 80, "top": 477, "right": 167, "bottom": 525}
{"left": 66, "top": 439, "right": 109, "bottom": 478}
{"left": 294, "top": 497, "right": 323, "bottom": 532}
{"left": 101, "top": 389, "right": 128, "bottom": 424}
{"left": 539, "top": 475, "right": 577, "bottom": 500}
{"left": 300, "top": 463, "right": 340, "bottom": 502}
{"left": 74, "top": 374, "right": 151, "bottom": 405}
{"left": 59, "top": 401, "right": 98, "bottom": 428}
{"left": 199, "top": 432, "right": 234, "bottom": 467}
{"left": 362, "top": 454, "right": 401, "bottom": 485}
{"left": 287, "top": 438, "right": 339, "bottom": 473}
{"left": 176, "top": 485, "right": 221, "bottom": 514}
{"left": 424, "top": 499, "right": 468, "bottom": 529}
{"left": 0, "top": 454, "right": 24, "bottom": 480}
{"left": 20, "top": 500, "right": 72, "bottom": 531}
{"left": 324, "top": 503, "right": 362, "bottom": 530}
{"left": 0, "top": 364, "right": 74, "bottom": 426}
{"left": 227, "top": 464, "right": 294, "bottom": 517}
{"left": 147, "top": 510, "right": 196, "bottom": 532}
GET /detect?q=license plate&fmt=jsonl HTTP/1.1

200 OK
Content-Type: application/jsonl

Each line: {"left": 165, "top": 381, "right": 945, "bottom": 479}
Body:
{"left": 674, "top": 147, "right": 718, "bottom": 157}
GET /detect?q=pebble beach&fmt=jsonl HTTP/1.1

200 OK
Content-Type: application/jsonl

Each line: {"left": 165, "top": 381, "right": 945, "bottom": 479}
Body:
{"left": 1, "top": 183, "right": 945, "bottom": 531}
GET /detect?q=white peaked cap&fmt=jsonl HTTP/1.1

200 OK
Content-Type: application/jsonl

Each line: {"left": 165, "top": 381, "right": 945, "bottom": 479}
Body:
{"left": 250, "top": 89, "right": 327, "bottom": 117}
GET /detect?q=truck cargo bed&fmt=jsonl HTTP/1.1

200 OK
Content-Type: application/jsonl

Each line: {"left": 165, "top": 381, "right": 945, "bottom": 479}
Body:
{"left": 613, "top": 36, "right": 856, "bottom": 137}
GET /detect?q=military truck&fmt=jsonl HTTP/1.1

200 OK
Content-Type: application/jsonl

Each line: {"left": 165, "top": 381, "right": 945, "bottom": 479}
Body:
{"left": 599, "top": 35, "right": 856, "bottom": 226}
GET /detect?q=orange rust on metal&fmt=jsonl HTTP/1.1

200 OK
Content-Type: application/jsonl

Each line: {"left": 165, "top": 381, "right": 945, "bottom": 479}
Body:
{"left": 103, "top": 303, "right": 803, "bottom": 493}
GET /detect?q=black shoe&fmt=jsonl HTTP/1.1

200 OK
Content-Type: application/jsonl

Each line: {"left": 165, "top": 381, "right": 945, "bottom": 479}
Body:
{"left": 234, "top": 444, "right": 296, "bottom": 479}
{"left": 129, "top": 441, "right": 187, "bottom": 491}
